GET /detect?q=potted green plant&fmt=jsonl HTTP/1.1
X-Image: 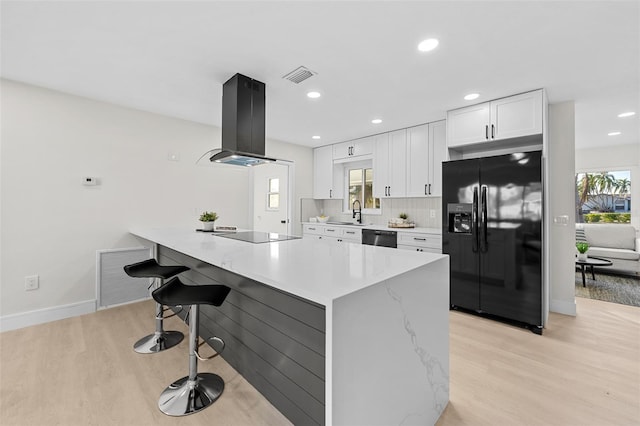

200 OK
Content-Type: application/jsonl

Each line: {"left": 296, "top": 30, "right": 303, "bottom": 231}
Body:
{"left": 576, "top": 241, "right": 589, "bottom": 261}
{"left": 199, "top": 211, "right": 219, "bottom": 231}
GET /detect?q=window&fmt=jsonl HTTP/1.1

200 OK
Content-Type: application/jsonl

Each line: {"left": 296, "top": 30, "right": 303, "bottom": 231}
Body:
{"left": 267, "top": 178, "right": 279, "bottom": 210}
{"left": 575, "top": 170, "right": 631, "bottom": 223}
{"left": 345, "top": 166, "right": 380, "bottom": 212}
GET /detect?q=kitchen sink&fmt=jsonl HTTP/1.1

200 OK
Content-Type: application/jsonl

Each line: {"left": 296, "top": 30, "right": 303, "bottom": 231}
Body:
{"left": 326, "top": 221, "right": 367, "bottom": 226}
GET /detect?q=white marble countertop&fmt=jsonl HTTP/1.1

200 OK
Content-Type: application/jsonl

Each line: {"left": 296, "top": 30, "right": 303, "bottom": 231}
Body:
{"left": 130, "top": 227, "right": 446, "bottom": 306}
{"left": 302, "top": 222, "right": 442, "bottom": 235}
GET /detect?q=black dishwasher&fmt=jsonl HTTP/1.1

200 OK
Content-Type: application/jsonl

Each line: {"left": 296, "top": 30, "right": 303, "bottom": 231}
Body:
{"left": 362, "top": 229, "right": 397, "bottom": 248}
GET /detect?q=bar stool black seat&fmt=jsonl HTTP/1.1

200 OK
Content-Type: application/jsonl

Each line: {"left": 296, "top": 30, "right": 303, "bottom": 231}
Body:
{"left": 123, "top": 259, "right": 189, "bottom": 354}
{"left": 152, "top": 276, "right": 231, "bottom": 416}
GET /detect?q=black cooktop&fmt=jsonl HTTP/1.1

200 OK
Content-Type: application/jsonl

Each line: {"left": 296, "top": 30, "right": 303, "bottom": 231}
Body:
{"left": 214, "top": 231, "right": 300, "bottom": 244}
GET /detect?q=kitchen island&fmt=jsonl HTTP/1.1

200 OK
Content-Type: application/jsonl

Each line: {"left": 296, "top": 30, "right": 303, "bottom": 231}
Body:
{"left": 131, "top": 227, "right": 449, "bottom": 426}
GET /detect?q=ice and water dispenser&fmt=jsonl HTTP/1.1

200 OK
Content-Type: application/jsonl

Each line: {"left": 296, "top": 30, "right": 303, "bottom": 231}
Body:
{"left": 447, "top": 203, "right": 472, "bottom": 234}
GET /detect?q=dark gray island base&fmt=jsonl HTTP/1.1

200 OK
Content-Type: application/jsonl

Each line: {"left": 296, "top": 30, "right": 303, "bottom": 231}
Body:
{"left": 159, "top": 245, "right": 326, "bottom": 425}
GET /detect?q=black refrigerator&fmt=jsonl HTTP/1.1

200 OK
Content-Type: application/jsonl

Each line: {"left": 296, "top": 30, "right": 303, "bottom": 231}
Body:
{"left": 442, "top": 150, "right": 543, "bottom": 334}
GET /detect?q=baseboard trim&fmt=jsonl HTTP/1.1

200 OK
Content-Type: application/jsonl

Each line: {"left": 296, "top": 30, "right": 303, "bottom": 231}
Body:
{"left": 0, "top": 299, "right": 96, "bottom": 332}
{"left": 550, "top": 298, "right": 577, "bottom": 316}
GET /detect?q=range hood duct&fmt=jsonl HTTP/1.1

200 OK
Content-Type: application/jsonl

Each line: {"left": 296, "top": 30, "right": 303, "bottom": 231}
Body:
{"left": 210, "top": 73, "right": 276, "bottom": 166}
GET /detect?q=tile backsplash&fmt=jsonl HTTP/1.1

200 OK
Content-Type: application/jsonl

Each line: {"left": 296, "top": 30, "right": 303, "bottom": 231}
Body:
{"left": 301, "top": 197, "right": 442, "bottom": 229}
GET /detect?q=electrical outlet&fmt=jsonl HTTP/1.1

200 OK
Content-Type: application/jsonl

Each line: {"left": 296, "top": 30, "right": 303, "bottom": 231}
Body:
{"left": 430, "top": 209, "right": 437, "bottom": 219}
{"left": 25, "top": 275, "right": 39, "bottom": 291}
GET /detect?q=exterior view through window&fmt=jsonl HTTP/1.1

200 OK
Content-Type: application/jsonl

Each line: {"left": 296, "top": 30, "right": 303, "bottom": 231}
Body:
{"left": 347, "top": 167, "right": 380, "bottom": 211}
{"left": 267, "top": 178, "right": 279, "bottom": 210}
{"left": 575, "top": 170, "right": 631, "bottom": 223}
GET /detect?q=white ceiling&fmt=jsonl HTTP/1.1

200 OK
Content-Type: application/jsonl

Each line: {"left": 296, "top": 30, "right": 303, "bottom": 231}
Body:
{"left": 2, "top": 1, "right": 638, "bottom": 150}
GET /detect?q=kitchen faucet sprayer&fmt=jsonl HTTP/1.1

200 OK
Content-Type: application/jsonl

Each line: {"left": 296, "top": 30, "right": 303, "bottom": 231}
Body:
{"left": 352, "top": 200, "right": 362, "bottom": 224}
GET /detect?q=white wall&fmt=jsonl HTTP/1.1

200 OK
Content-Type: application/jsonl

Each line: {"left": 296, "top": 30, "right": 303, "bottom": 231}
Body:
{"left": 547, "top": 102, "right": 577, "bottom": 316}
{"left": 0, "top": 80, "right": 256, "bottom": 324}
{"left": 575, "top": 143, "right": 639, "bottom": 230}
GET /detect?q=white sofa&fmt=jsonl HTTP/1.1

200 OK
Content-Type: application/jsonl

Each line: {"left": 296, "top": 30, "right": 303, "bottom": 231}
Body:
{"left": 577, "top": 224, "right": 640, "bottom": 275}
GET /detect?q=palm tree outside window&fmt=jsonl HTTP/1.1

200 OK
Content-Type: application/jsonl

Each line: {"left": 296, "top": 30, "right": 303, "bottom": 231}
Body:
{"left": 576, "top": 170, "right": 631, "bottom": 223}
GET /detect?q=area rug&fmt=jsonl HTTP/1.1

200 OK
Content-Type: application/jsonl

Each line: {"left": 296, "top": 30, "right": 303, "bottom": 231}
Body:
{"left": 575, "top": 271, "right": 640, "bottom": 307}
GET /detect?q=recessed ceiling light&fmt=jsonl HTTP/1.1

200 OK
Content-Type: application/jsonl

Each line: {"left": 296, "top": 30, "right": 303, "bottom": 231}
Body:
{"left": 618, "top": 111, "right": 636, "bottom": 118}
{"left": 608, "top": 131, "right": 621, "bottom": 136}
{"left": 307, "top": 91, "right": 321, "bottom": 99}
{"left": 418, "top": 38, "right": 439, "bottom": 52}
{"left": 464, "top": 93, "right": 479, "bottom": 101}
{"left": 312, "top": 135, "right": 321, "bottom": 140}
{"left": 371, "top": 119, "right": 382, "bottom": 124}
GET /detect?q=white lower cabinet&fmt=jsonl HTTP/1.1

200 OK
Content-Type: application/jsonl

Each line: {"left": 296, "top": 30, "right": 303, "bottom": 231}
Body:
{"left": 339, "top": 228, "right": 362, "bottom": 243}
{"left": 302, "top": 224, "right": 362, "bottom": 243}
{"left": 303, "top": 225, "right": 440, "bottom": 251}
{"left": 302, "top": 224, "right": 323, "bottom": 236}
{"left": 397, "top": 232, "right": 442, "bottom": 253}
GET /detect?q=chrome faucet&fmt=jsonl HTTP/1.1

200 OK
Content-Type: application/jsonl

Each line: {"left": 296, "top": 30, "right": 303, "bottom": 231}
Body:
{"left": 352, "top": 200, "right": 362, "bottom": 224}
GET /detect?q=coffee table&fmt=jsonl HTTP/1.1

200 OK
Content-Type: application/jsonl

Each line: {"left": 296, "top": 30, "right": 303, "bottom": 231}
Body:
{"left": 575, "top": 256, "right": 613, "bottom": 287}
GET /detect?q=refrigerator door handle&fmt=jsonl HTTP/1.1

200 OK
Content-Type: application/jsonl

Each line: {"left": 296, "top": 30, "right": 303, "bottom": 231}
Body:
{"left": 480, "top": 185, "right": 488, "bottom": 252}
{"left": 472, "top": 186, "right": 479, "bottom": 253}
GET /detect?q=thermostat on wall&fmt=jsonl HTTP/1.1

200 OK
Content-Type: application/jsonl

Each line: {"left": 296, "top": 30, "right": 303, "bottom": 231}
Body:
{"left": 83, "top": 177, "right": 99, "bottom": 186}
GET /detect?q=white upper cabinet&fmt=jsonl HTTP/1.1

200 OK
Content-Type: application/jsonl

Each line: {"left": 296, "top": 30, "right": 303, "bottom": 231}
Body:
{"left": 406, "top": 124, "right": 429, "bottom": 197}
{"left": 333, "top": 137, "right": 373, "bottom": 161}
{"left": 490, "top": 91, "right": 543, "bottom": 140}
{"left": 429, "top": 120, "right": 447, "bottom": 197}
{"left": 446, "top": 103, "right": 490, "bottom": 147}
{"left": 313, "top": 145, "right": 343, "bottom": 199}
{"left": 374, "top": 130, "right": 407, "bottom": 198}
{"left": 406, "top": 121, "right": 447, "bottom": 197}
{"left": 447, "top": 90, "right": 543, "bottom": 148}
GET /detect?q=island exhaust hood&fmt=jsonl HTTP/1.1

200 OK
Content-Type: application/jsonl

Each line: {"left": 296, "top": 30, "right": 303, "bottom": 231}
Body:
{"left": 209, "top": 73, "right": 276, "bottom": 166}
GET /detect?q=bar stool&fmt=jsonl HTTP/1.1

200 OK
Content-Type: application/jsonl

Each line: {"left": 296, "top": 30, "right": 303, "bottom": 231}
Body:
{"left": 123, "top": 259, "right": 189, "bottom": 354}
{"left": 151, "top": 276, "right": 231, "bottom": 416}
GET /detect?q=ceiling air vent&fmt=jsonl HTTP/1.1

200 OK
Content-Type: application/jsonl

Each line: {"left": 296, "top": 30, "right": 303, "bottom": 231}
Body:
{"left": 282, "top": 66, "right": 316, "bottom": 84}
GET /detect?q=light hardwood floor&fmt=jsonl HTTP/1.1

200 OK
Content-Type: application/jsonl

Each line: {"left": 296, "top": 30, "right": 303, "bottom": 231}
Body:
{"left": 1, "top": 297, "right": 638, "bottom": 426}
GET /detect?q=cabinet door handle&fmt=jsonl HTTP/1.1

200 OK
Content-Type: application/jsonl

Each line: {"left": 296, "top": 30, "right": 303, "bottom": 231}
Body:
{"left": 326, "top": 229, "right": 335, "bottom": 232}
{"left": 414, "top": 237, "right": 426, "bottom": 241}
{"left": 491, "top": 124, "right": 495, "bottom": 139}
{"left": 428, "top": 183, "right": 432, "bottom": 195}
{"left": 346, "top": 231, "right": 355, "bottom": 234}
{"left": 329, "top": 189, "right": 332, "bottom": 198}
{"left": 309, "top": 227, "right": 316, "bottom": 230}
{"left": 485, "top": 125, "right": 489, "bottom": 139}
{"left": 425, "top": 184, "right": 428, "bottom": 195}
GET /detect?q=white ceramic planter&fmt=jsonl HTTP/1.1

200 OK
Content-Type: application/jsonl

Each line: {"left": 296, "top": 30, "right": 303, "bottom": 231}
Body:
{"left": 577, "top": 252, "right": 588, "bottom": 261}
{"left": 202, "top": 221, "right": 215, "bottom": 231}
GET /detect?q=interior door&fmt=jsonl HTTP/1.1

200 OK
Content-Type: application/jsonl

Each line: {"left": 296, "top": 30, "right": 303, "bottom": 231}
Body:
{"left": 252, "top": 162, "right": 289, "bottom": 234}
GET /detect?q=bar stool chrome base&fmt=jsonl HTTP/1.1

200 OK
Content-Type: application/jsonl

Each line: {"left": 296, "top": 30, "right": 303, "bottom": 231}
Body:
{"left": 158, "top": 373, "right": 224, "bottom": 416}
{"left": 133, "top": 330, "right": 184, "bottom": 354}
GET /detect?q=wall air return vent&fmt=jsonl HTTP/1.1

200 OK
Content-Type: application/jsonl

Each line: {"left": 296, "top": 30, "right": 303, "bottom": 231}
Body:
{"left": 282, "top": 66, "right": 317, "bottom": 84}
